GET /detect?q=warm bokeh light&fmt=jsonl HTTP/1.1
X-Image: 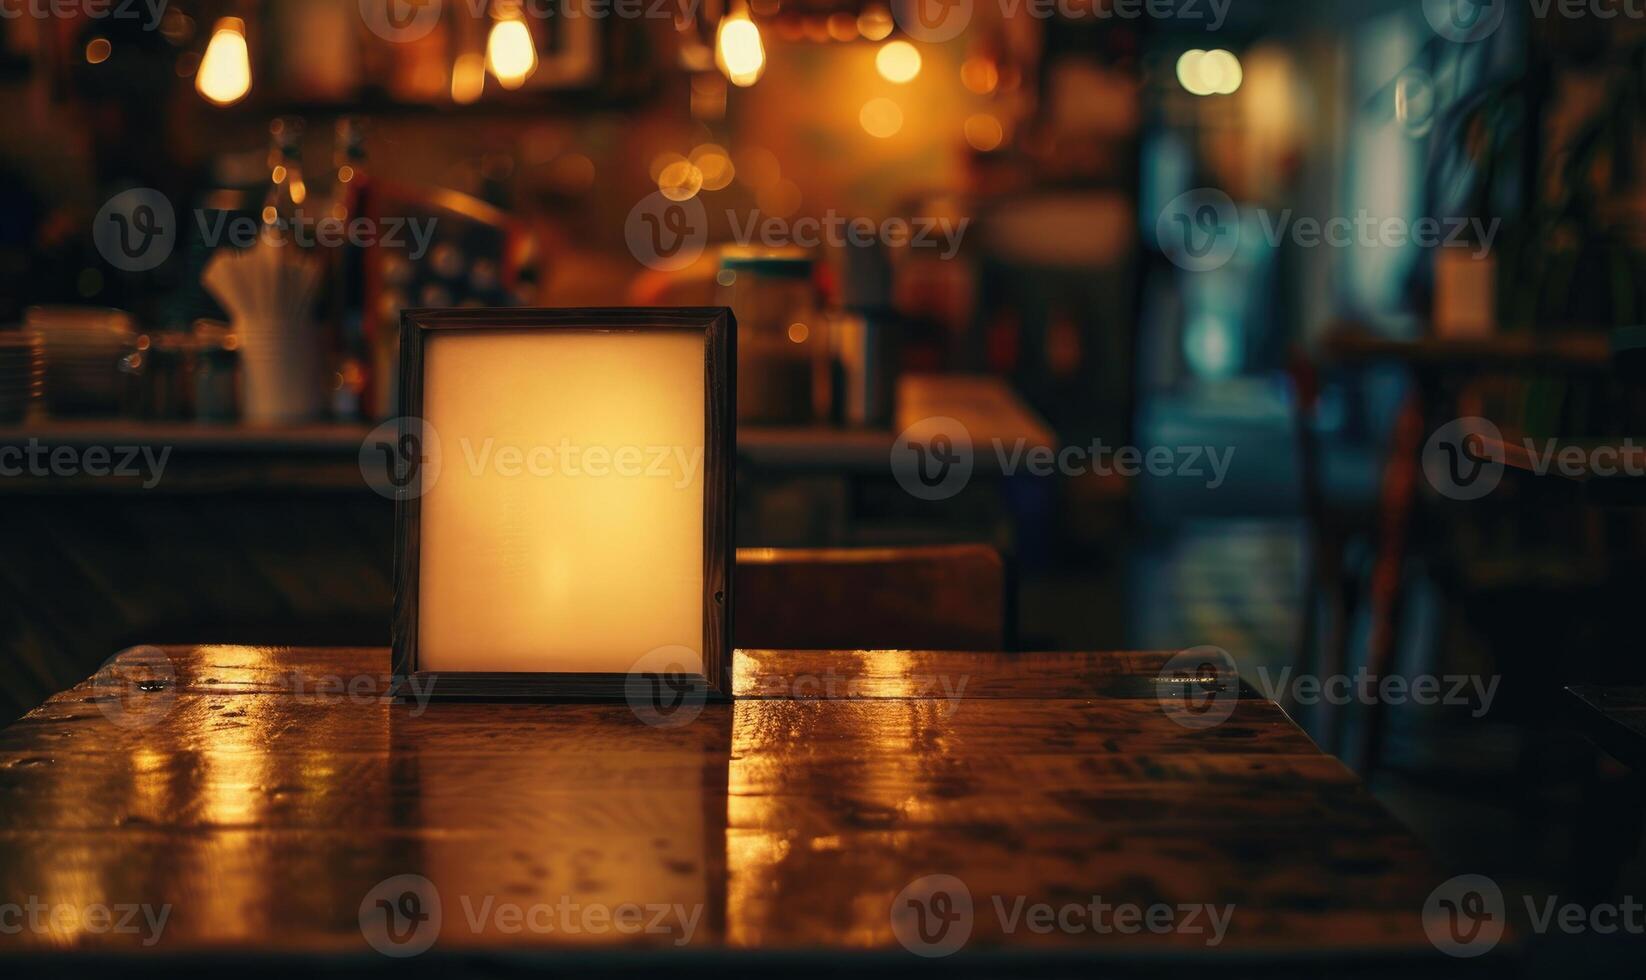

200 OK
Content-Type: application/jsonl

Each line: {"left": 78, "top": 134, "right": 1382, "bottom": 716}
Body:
{"left": 859, "top": 97, "right": 903, "bottom": 138}
{"left": 1200, "top": 48, "right": 1243, "bottom": 95}
{"left": 486, "top": 18, "right": 539, "bottom": 90}
{"left": 1178, "top": 48, "right": 1242, "bottom": 96}
{"left": 451, "top": 52, "right": 486, "bottom": 104}
{"left": 1176, "top": 49, "right": 1207, "bottom": 95}
{"left": 690, "top": 143, "right": 736, "bottom": 191}
{"left": 875, "top": 41, "right": 922, "bottom": 84}
{"left": 787, "top": 322, "right": 810, "bottom": 344}
{"left": 658, "top": 159, "right": 704, "bottom": 201}
{"left": 196, "top": 18, "right": 252, "bottom": 107}
{"left": 826, "top": 13, "right": 857, "bottom": 41}
{"left": 715, "top": 11, "right": 766, "bottom": 88}
{"left": 85, "top": 37, "right": 111, "bottom": 65}
{"left": 964, "top": 113, "right": 1004, "bottom": 151}
{"left": 960, "top": 56, "right": 999, "bottom": 94}
{"left": 857, "top": 4, "right": 893, "bottom": 41}
{"left": 650, "top": 151, "right": 688, "bottom": 183}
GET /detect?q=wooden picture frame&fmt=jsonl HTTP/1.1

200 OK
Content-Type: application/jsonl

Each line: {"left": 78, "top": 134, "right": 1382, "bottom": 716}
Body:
{"left": 391, "top": 307, "right": 734, "bottom": 702}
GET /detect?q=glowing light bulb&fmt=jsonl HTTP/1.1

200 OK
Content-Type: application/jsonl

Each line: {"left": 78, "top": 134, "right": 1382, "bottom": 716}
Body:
{"left": 487, "top": 18, "right": 538, "bottom": 90}
{"left": 715, "top": 11, "right": 765, "bottom": 87}
{"left": 197, "top": 18, "right": 251, "bottom": 107}
{"left": 875, "top": 40, "right": 921, "bottom": 84}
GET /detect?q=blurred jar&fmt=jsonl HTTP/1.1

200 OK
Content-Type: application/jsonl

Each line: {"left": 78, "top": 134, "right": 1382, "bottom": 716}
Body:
{"left": 832, "top": 241, "right": 897, "bottom": 428}
{"left": 715, "top": 251, "right": 828, "bottom": 424}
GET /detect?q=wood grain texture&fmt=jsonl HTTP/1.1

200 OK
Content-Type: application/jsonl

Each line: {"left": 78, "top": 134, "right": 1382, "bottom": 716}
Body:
{"left": 0, "top": 645, "right": 1491, "bottom": 973}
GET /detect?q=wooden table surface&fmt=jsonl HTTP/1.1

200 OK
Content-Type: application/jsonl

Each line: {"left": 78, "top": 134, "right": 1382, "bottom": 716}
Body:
{"left": 0, "top": 646, "right": 1486, "bottom": 974}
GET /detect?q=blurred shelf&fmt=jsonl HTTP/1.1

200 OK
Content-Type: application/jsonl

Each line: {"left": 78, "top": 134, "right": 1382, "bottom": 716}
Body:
{"left": 0, "top": 376, "right": 1057, "bottom": 491}
{"left": 0, "top": 420, "right": 369, "bottom": 453}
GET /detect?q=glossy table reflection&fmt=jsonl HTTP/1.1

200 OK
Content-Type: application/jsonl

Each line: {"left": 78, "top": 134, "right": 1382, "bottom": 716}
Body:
{"left": 0, "top": 646, "right": 1484, "bottom": 975}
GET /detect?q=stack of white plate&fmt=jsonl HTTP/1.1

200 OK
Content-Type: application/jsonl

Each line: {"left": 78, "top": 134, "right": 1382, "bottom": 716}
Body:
{"left": 0, "top": 330, "right": 44, "bottom": 424}
{"left": 26, "top": 306, "right": 135, "bottom": 415}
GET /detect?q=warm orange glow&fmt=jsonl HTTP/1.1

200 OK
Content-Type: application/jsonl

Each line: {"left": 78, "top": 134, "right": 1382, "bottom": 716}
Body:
{"left": 658, "top": 159, "right": 704, "bottom": 201}
{"left": 650, "top": 151, "right": 688, "bottom": 182}
{"left": 451, "top": 51, "right": 486, "bottom": 104}
{"left": 960, "top": 57, "right": 998, "bottom": 94}
{"left": 859, "top": 97, "right": 903, "bottom": 138}
{"left": 418, "top": 330, "right": 707, "bottom": 675}
{"left": 739, "top": 146, "right": 781, "bottom": 190}
{"left": 690, "top": 144, "right": 736, "bottom": 191}
{"left": 197, "top": 18, "right": 252, "bottom": 107}
{"left": 85, "top": 37, "right": 111, "bottom": 64}
{"left": 787, "top": 322, "right": 810, "bottom": 344}
{"left": 757, "top": 179, "right": 802, "bottom": 218}
{"left": 826, "top": 13, "right": 857, "bottom": 41}
{"left": 486, "top": 18, "right": 538, "bottom": 90}
{"left": 875, "top": 41, "right": 921, "bottom": 84}
{"left": 964, "top": 113, "right": 1004, "bottom": 151}
{"left": 715, "top": 11, "right": 766, "bottom": 87}
{"left": 857, "top": 4, "right": 893, "bottom": 40}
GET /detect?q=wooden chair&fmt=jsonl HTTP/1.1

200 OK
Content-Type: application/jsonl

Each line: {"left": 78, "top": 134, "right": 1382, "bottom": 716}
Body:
{"left": 733, "top": 544, "right": 1012, "bottom": 651}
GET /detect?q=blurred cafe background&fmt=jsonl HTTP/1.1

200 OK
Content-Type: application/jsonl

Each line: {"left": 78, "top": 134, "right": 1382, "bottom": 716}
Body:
{"left": 3, "top": 0, "right": 1646, "bottom": 921}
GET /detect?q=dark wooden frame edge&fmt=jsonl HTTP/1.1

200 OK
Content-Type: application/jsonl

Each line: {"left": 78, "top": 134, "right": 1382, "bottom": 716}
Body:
{"left": 389, "top": 307, "right": 735, "bottom": 702}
